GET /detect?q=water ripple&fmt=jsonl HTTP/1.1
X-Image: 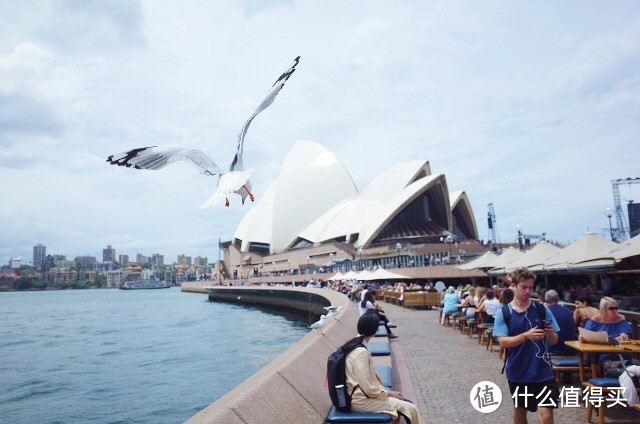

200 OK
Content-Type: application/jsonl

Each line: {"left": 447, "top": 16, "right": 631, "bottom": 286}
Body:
{"left": 0, "top": 288, "right": 307, "bottom": 423}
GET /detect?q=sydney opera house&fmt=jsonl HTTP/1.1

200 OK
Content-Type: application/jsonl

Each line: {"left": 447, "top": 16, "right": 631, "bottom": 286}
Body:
{"left": 220, "top": 141, "right": 484, "bottom": 282}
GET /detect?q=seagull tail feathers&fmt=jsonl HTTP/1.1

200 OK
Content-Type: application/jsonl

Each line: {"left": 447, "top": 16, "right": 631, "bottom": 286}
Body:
{"left": 200, "top": 189, "right": 228, "bottom": 209}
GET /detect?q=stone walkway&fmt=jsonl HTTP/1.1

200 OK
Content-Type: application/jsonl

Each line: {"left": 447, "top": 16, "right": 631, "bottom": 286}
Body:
{"left": 381, "top": 302, "right": 638, "bottom": 423}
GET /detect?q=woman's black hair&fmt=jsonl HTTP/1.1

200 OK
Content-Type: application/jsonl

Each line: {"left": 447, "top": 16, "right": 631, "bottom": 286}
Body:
{"left": 360, "top": 289, "right": 376, "bottom": 308}
{"left": 341, "top": 311, "right": 380, "bottom": 351}
{"left": 576, "top": 296, "right": 590, "bottom": 305}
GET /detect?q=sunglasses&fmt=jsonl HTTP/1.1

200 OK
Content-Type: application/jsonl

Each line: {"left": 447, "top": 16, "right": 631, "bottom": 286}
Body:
{"left": 607, "top": 306, "right": 619, "bottom": 311}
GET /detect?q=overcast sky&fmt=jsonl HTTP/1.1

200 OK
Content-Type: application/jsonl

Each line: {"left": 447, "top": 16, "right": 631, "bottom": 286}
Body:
{"left": 1, "top": 0, "right": 639, "bottom": 265}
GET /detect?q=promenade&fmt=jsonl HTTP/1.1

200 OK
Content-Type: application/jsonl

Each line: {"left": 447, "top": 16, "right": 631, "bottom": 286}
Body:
{"left": 382, "top": 302, "right": 638, "bottom": 424}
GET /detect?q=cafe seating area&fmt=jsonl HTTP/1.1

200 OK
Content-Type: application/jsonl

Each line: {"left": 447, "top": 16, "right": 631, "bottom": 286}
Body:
{"left": 375, "top": 291, "right": 640, "bottom": 423}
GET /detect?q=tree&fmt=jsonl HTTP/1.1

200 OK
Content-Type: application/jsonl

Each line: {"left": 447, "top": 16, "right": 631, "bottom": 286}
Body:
{"left": 13, "top": 276, "right": 33, "bottom": 290}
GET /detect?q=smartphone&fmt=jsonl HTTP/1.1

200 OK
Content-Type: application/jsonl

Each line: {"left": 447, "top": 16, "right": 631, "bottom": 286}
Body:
{"left": 543, "top": 319, "right": 552, "bottom": 328}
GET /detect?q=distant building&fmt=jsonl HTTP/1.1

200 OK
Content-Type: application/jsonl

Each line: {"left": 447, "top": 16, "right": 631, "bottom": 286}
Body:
{"left": 54, "top": 259, "right": 75, "bottom": 269}
{"left": 33, "top": 244, "right": 46, "bottom": 268}
{"left": 136, "top": 253, "right": 147, "bottom": 264}
{"left": 118, "top": 254, "right": 129, "bottom": 266}
{"left": 151, "top": 253, "right": 164, "bottom": 268}
{"left": 103, "top": 245, "right": 116, "bottom": 263}
{"left": 194, "top": 256, "right": 208, "bottom": 267}
{"left": 177, "top": 254, "right": 192, "bottom": 266}
{"left": 106, "top": 270, "right": 124, "bottom": 288}
{"left": 10, "top": 257, "right": 21, "bottom": 269}
{"left": 75, "top": 256, "right": 97, "bottom": 269}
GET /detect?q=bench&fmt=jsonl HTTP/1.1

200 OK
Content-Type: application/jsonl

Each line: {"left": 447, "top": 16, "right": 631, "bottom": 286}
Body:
{"left": 368, "top": 342, "right": 391, "bottom": 356}
{"left": 327, "top": 406, "right": 392, "bottom": 423}
{"left": 375, "top": 365, "right": 392, "bottom": 389}
{"left": 402, "top": 291, "right": 441, "bottom": 309}
{"left": 375, "top": 326, "right": 388, "bottom": 337}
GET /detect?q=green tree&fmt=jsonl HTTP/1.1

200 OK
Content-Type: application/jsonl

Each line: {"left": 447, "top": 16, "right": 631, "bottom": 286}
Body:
{"left": 94, "top": 274, "right": 107, "bottom": 288}
{"left": 13, "top": 276, "right": 33, "bottom": 290}
{"left": 33, "top": 281, "right": 48, "bottom": 290}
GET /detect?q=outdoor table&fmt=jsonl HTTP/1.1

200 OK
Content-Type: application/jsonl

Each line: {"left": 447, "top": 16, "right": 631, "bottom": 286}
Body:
{"left": 564, "top": 340, "right": 640, "bottom": 383}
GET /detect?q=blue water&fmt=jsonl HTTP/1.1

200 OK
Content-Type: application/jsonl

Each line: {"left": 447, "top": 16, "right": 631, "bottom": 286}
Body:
{"left": 0, "top": 288, "right": 309, "bottom": 423}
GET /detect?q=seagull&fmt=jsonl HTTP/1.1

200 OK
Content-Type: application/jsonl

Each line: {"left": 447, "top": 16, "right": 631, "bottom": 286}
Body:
{"left": 309, "top": 315, "right": 327, "bottom": 334}
{"left": 106, "top": 56, "right": 301, "bottom": 208}
{"left": 324, "top": 305, "right": 343, "bottom": 319}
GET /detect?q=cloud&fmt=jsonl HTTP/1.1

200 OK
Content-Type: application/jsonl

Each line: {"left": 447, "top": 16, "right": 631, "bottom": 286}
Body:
{"left": 1, "top": 1, "right": 640, "bottom": 264}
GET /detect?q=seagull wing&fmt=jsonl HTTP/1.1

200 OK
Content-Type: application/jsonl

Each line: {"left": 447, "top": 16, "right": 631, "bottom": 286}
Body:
{"left": 106, "top": 145, "right": 224, "bottom": 176}
{"left": 229, "top": 56, "right": 301, "bottom": 172}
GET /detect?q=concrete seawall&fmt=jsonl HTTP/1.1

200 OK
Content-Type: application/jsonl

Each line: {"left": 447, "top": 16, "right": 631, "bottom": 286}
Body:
{"left": 184, "top": 286, "right": 359, "bottom": 424}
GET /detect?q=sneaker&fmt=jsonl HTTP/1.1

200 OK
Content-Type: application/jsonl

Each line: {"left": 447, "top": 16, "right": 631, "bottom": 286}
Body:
{"left": 388, "top": 334, "right": 399, "bottom": 339}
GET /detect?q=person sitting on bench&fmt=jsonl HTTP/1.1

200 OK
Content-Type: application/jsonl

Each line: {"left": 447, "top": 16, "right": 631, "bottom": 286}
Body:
{"left": 344, "top": 312, "right": 423, "bottom": 424}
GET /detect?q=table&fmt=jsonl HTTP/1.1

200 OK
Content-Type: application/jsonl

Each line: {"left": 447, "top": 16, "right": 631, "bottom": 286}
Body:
{"left": 564, "top": 340, "right": 640, "bottom": 382}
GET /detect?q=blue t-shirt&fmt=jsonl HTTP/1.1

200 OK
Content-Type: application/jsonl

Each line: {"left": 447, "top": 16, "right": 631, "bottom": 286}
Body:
{"left": 494, "top": 303, "right": 560, "bottom": 383}
{"left": 584, "top": 319, "right": 632, "bottom": 338}
{"left": 547, "top": 304, "right": 578, "bottom": 356}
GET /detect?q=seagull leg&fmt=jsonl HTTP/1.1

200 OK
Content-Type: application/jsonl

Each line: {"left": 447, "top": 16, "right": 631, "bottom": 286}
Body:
{"left": 242, "top": 185, "right": 255, "bottom": 202}
{"left": 225, "top": 198, "right": 230, "bottom": 207}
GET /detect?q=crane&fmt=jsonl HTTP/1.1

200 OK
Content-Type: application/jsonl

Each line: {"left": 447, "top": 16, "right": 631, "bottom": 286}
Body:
{"left": 611, "top": 177, "right": 640, "bottom": 242}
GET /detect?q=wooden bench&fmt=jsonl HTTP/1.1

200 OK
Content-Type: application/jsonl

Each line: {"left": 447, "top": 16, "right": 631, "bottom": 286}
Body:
{"left": 402, "top": 291, "right": 440, "bottom": 309}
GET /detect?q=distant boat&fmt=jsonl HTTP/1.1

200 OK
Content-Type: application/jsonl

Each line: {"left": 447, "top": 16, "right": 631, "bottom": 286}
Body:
{"left": 119, "top": 280, "right": 171, "bottom": 290}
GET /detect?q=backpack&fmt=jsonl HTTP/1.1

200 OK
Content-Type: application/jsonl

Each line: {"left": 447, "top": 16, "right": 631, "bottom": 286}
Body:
{"left": 500, "top": 302, "right": 546, "bottom": 374}
{"left": 327, "top": 342, "right": 365, "bottom": 411}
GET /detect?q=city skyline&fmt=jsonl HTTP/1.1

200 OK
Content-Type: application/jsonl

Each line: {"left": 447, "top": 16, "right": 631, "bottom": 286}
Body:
{"left": 6, "top": 242, "right": 211, "bottom": 268}
{"left": 1, "top": 2, "right": 639, "bottom": 264}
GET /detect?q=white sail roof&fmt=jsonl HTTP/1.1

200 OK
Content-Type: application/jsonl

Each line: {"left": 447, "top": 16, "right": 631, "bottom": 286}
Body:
{"left": 234, "top": 140, "right": 478, "bottom": 253}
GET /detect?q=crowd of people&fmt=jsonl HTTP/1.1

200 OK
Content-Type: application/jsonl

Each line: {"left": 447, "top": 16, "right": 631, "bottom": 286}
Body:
{"left": 337, "top": 269, "right": 635, "bottom": 424}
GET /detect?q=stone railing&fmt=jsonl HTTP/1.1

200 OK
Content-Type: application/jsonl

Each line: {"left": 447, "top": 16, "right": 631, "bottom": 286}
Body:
{"left": 185, "top": 287, "right": 359, "bottom": 423}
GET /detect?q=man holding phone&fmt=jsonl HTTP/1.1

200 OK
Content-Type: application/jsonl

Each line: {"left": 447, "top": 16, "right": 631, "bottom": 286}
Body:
{"left": 494, "top": 268, "right": 561, "bottom": 424}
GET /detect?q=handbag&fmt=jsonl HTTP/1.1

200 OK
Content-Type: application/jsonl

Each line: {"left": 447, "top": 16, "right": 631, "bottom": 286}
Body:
{"left": 603, "top": 355, "right": 640, "bottom": 387}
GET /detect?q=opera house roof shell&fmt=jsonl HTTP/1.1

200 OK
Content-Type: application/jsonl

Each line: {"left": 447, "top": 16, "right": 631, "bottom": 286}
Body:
{"left": 234, "top": 141, "right": 478, "bottom": 254}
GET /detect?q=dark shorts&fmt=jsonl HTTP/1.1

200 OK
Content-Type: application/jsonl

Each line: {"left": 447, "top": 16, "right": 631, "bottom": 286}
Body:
{"left": 508, "top": 380, "right": 560, "bottom": 412}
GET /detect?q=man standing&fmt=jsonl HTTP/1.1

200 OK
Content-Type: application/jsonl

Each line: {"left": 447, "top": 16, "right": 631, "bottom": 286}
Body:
{"left": 494, "top": 268, "right": 560, "bottom": 424}
{"left": 544, "top": 289, "right": 578, "bottom": 356}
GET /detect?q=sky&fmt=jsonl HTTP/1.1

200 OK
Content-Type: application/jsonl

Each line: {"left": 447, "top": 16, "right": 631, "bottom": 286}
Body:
{"left": 1, "top": 0, "right": 639, "bottom": 265}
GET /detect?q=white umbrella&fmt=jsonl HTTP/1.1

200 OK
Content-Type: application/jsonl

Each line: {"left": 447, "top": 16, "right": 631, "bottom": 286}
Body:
{"left": 340, "top": 270, "right": 359, "bottom": 280}
{"left": 356, "top": 270, "right": 376, "bottom": 281}
{"left": 503, "top": 241, "right": 561, "bottom": 273}
{"left": 370, "top": 268, "right": 412, "bottom": 280}
{"left": 457, "top": 251, "right": 498, "bottom": 270}
{"left": 544, "top": 233, "right": 618, "bottom": 271}
{"left": 328, "top": 272, "right": 344, "bottom": 281}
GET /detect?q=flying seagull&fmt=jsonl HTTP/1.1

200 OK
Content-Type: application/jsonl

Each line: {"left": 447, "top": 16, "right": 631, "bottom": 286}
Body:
{"left": 309, "top": 315, "right": 327, "bottom": 334}
{"left": 106, "top": 56, "right": 301, "bottom": 207}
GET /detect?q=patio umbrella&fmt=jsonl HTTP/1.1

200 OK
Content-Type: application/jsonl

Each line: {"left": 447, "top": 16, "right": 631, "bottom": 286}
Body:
{"left": 544, "top": 232, "right": 618, "bottom": 271}
{"left": 457, "top": 251, "right": 498, "bottom": 270}
{"left": 370, "top": 268, "right": 412, "bottom": 280}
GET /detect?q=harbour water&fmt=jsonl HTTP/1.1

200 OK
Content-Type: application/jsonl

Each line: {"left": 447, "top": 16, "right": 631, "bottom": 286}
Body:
{"left": 0, "top": 288, "right": 309, "bottom": 423}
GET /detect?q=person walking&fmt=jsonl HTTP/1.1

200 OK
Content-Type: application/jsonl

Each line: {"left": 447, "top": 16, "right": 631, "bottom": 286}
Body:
{"left": 494, "top": 268, "right": 560, "bottom": 424}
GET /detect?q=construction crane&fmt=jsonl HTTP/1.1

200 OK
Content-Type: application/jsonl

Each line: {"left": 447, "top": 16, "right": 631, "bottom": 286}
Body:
{"left": 487, "top": 203, "right": 500, "bottom": 245}
{"left": 611, "top": 177, "right": 640, "bottom": 242}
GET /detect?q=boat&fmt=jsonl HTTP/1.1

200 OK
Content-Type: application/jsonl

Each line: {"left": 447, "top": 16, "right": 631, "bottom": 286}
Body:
{"left": 119, "top": 280, "right": 171, "bottom": 290}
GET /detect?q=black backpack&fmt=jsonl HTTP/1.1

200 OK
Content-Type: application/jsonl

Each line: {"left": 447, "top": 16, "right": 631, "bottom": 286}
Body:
{"left": 500, "top": 302, "right": 546, "bottom": 374}
{"left": 327, "top": 342, "right": 365, "bottom": 411}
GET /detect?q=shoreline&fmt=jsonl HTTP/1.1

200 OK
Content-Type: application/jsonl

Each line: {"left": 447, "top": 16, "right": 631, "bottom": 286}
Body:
{"left": 182, "top": 285, "right": 359, "bottom": 423}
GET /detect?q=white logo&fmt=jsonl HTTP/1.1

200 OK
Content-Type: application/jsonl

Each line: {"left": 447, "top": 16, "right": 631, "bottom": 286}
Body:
{"left": 470, "top": 381, "right": 502, "bottom": 413}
